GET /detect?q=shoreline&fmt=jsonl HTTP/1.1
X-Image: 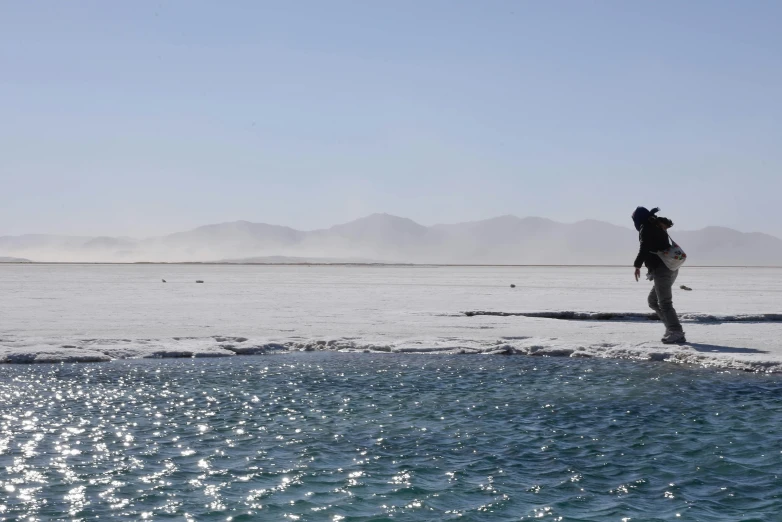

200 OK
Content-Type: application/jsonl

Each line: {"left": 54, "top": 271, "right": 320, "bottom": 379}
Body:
{"left": 2, "top": 333, "right": 781, "bottom": 373}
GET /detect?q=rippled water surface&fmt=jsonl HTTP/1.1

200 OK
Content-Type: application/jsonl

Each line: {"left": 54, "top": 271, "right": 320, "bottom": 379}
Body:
{"left": 1, "top": 354, "right": 781, "bottom": 521}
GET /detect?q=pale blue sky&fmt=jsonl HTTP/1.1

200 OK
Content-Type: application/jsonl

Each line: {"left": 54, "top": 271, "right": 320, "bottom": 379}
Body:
{"left": 1, "top": 1, "right": 781, "bottom": 237}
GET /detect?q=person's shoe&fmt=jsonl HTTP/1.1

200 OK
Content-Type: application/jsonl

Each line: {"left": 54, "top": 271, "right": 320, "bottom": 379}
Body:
{"left": 660, "top": 329, "right": 671, "bottom": 342}
{"left": 662, "top": 331, "right": 687, "bottom": 344}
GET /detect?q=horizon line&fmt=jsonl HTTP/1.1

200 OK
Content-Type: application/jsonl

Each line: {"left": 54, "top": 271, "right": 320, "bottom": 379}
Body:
{"left": 3, "top": 261, "right": 782, "bottom": 269}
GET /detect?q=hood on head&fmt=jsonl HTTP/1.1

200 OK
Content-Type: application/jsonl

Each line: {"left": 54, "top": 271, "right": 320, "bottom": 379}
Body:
{"left": 631, "top": 206, "right": 659, "bottom": 231}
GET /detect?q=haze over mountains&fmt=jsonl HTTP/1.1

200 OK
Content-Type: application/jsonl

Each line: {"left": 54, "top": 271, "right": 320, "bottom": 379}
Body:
{"left": 2, "top": 213, "right": 782, "bottom": 266}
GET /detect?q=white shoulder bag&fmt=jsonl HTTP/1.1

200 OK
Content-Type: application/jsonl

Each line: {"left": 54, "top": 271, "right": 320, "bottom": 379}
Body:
{"left": 655, "top": 235, "right": 687, "bottom": 270}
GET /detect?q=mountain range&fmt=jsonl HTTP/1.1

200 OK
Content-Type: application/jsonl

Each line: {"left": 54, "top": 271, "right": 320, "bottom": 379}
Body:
{"left": 2, "top": 213, "right": 782, "bottom": 266}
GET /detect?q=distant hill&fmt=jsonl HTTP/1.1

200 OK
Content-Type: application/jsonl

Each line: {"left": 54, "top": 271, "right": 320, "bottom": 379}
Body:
{"left": 0, "top": 256, "right": 32, "bottom": 263}
{"left": 2, "top": 213, "right": 782, "bottom": 265}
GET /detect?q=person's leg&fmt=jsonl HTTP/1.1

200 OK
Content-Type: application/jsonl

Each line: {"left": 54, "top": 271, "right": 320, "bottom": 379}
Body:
{"left": 654, "top": 268, "right": 683, "bottom": 334}
{"left": 647, "top": 284, "right": 665, "bottom": 325}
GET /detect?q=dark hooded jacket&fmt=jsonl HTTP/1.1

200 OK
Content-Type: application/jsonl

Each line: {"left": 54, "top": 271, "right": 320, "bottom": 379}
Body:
{"left": 634, "top": 218, "right": 671, "bottom": 270}
{"left": 631, "top": 207, "right": 671, "bottom": 270}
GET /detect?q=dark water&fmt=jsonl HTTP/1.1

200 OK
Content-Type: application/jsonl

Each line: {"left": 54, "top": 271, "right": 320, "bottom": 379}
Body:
{"left": 1, "top": 355, "right": 781, "bottom": 521}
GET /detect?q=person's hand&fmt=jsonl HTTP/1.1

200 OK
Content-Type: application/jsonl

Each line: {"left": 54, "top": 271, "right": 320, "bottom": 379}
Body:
{"left": 634, "top": 268, "right": 641, "bottom": 281}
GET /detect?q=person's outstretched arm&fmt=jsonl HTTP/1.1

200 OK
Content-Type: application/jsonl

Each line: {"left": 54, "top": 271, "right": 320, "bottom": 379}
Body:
{"left": 633, "top": 228, "right": 648, "bottom": 281}
{"left": 634, "top": 229, "right": 647, "bottom": 269}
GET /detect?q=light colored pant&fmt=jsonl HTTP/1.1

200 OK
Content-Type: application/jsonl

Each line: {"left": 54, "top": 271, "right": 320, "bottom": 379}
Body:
{"left": 648, "top": 266, "right": 683, "bottom": 333}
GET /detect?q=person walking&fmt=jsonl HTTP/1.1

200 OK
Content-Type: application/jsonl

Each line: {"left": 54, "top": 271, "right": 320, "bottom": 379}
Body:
{"left": 632, "top": 207, "right": 686, "bottom": 344}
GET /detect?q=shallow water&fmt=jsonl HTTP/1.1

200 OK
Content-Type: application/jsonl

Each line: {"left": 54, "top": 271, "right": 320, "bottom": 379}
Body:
{"left": 1, "top": 354, "right": 780, "bottom": 520}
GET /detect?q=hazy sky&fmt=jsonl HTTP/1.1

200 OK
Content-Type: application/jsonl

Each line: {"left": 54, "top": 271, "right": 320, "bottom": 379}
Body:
{"left": 2, "top": 1, "right": 781, "bottom": 238}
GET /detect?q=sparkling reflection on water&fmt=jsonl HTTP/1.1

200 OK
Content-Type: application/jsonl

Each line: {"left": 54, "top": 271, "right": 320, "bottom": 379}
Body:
{"left": 1, "top": 354, "right": 781, "bottom": 521}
